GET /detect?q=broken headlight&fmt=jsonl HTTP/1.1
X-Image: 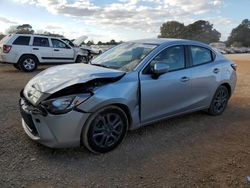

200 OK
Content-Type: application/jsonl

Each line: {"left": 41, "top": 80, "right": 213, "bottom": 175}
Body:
{"left": 41, "top": 94, "right": 91, "bottom": 115}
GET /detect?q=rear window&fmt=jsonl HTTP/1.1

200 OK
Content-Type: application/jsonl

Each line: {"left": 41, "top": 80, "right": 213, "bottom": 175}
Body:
{"left": 13, "top": 36, "right": 30, "bottom": 45}
{"left": 190, "top": 46, "right": 213, "bottom": 66}
{"left": 33, "top": 37, "right": 50, "bottom": 47}
{"left": 0, "top": 35, "right": 11, "bottom": 44}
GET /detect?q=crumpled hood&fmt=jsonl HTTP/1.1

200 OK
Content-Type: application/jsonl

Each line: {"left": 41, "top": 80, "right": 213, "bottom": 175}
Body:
{"left": 23, "top": 64, "right": 125, "bottom": 104}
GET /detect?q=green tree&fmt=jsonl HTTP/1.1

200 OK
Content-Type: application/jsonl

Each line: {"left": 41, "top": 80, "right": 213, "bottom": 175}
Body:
{"left": 97, "top": 41, "right": 103, "bottom": 45}
{"left": 6, "top": 24, "right": 34, "bottom": 34}
{"left": 39, "top": 31, "right": 63, "bottom": 37}
{"left": 227, "top": 19, "right": 250, "bottom": 47}
{"left": 108, "top": 39, "right": 117, "bottom": 45}
{"left": 16, "top": 24, "right": 34, "bottom": 34}
{"left": 159, "top": 20, "right": 221, "bottom": 43}
{"left": 86, "top": 40, "right": 94, "bottom": 46}
{"left": 184, "top": 20, "right": 221, "bottom": 43}
{"left": 158, "top": 21, "right": 185, "bottom": 38}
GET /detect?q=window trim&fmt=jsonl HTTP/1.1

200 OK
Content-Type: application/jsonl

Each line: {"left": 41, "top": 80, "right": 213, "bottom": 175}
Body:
{"left": 142, "top": 45, "right": 188, "bottom": 74}
{"left": 32, "top": 37, "right": 50, "bottom": 47}
{"left": 62, "top": 39, "right": 75, "bottom": 47}
{"left": 12, "top": 36, "right": 31, "bottom": 46}
{"left": 188, "top": 45, "right": 215, "bottom": 67}
{"left": 51, "top": 38, "right": 71, "bottom": 49}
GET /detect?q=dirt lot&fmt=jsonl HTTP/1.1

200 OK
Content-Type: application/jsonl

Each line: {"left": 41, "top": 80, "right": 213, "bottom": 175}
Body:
{"left": 0, "top": 55, "right": 250, "bottom": 188}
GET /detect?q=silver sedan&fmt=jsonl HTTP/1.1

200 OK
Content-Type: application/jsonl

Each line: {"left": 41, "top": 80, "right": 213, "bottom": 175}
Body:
{"left": 20, "top": 39, "right": 237, "bottom": 153}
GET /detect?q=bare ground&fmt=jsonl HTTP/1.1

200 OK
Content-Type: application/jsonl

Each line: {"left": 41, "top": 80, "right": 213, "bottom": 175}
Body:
{"left": 0, "top": 56, "right": 249, "bottom": 188}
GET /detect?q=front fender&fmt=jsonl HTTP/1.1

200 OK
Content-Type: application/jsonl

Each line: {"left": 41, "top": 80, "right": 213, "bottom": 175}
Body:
{"left": 78, "top": 73, "right": 141, "bottom": 130}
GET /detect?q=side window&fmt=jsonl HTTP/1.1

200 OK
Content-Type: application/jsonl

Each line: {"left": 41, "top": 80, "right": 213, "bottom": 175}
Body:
{"left": 51, "top": 39, "right": 68, "bottom": 48}
{"left": 62, "top": 39, "right": 74, "bottom": 47}
{"left": 13, "top": 36, "right": 30, "bottom": 45}
{"left": 150, "top": 46, "right": 185, "bottom": 72}
{"left": 190, "top": 46, "right": 213, "bottom": 66}
{"left": 33, "top": 37, "right": 49, "bottom": 47}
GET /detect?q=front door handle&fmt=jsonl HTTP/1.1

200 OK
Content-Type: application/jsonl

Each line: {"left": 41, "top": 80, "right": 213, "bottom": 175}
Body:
{"left": 33, "top": 48, "right": 39, "bottom": 50}
{"left": 54, "top": 49, "right": 60, "bottom": 51}
{"left": 180, "top": 76, "right": 190, "bottom": 82}
{"left": 213, "top": 68, "right": 220, "bottom": 74}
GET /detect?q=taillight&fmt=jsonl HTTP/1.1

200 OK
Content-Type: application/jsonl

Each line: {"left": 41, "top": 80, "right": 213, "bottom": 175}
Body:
{"left": 3, "top": 45, "right": 12, "bottom": 53}
{"left": 231, "top": 63, "right": 237, "bottom": 71}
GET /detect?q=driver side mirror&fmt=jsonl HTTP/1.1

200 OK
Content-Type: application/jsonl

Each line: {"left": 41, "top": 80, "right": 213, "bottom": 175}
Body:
{"left": 151, "top": 62, "right": 169, "bottom": 78}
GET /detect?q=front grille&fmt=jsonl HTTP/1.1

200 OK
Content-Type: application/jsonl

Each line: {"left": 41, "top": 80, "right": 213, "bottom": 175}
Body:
{"left": 19, "top": 98, "right": 38, "bottom": 135}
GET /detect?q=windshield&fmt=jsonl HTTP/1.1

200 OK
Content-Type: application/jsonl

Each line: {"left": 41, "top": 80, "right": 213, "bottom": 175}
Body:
{"left": 91, "top": 42, "right": 157, "bottom": 72}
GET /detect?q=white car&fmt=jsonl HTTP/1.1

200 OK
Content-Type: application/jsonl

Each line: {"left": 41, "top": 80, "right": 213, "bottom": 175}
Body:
{"left": 0, "top": 34, "right": 88, "bottom": 72}
{"left": 62, "top": 36, "right": 102, "bottom": 54}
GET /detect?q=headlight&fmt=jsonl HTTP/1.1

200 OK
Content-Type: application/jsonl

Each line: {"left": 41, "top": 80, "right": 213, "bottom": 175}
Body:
{"left": 24, "top": 84, "right": 43, "bottom": 105}
{"left": 41, "top": 94, "right": 91, "bottom": 115}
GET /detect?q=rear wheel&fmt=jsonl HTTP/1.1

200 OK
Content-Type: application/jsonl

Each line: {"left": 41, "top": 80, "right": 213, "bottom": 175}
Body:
{"left": 19, "top": 55, "right": 38, "bottom": 72}
{"left": 13, "top": 64, "right": 21, "bottom": 70}
{"left": 208, "top": 85, "right": 229, "bottom": 115}
{"left": 82, "top": 106, "right": 128, "bottom": 153}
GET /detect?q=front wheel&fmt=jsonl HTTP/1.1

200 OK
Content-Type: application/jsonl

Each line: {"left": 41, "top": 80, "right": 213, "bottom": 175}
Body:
{"left": 208, "top": 85, "right": 229, "bottom": 116}
{"left": 82, "top": 106, "right": 128, "bottom": 153}
{"left": 76, "top": 55, "right": 87, "bottom": 63}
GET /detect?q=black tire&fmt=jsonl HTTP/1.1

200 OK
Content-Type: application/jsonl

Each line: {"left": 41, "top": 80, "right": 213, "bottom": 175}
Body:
{"left": 76, "top": 55, "right": 87, "bottom": 63}
{"left": 19, "top": 55, "right": 38, "bottom": 72}
{"left": 208, "top": 85, "right": 229, "bottom": 116}
{"left": 82, "top": 106, "right": 128, "bottom": 153}
{"left": 13, "top": 64, "right": 21, "bottom": 70}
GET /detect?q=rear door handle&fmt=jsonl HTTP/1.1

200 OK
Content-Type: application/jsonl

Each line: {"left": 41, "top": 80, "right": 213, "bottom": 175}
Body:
{"left": 54, "top": 49, "right": 60, "bottom": 51}
{"left": 33, "top": 48, "right": 39, "bottom": 50}
{"left": 213, "top": 68, "right": 220, "bottom": 74}
{"left": 180, "top": 76, "right": 190, "bottom": 82}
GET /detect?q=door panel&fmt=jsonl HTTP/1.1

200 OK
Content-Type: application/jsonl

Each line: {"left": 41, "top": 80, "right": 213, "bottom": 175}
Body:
{"left": 190, "top": 63, "right": 221, "bottom": 108}
{"left": 51, "top": 39, "right": 75, "bottom": 63}
{"left": 32, "top": 37, "right": 53, "bottom": 63}
{"left": 140, "top": 69, "right": 192, "bottom": 124}
{"left": 189, "top": 46, "right": 221, "bottom": 108}
{"left": 140, "top": 45, "right": 192, "bottom": 124}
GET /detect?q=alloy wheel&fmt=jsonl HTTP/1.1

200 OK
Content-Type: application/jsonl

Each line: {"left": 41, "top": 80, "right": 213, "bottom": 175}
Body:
{"left": 91, "top": 113, "right": 123, "bottom": 148}
{"left": 212, "top": 87, "right": 229, "bottom": 114}
{"left": 23, "top": 58, "right": 35, "bottom": 70}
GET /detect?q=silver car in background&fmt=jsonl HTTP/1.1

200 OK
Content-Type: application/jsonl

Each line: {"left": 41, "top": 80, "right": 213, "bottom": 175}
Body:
{"left": 20, "top": 39, "right": 237, "bottom": 153}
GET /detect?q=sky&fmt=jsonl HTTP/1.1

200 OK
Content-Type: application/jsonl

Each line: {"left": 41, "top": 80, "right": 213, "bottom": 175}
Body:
{"left": 0, "top": 0, "right": 249, "bottom": 42}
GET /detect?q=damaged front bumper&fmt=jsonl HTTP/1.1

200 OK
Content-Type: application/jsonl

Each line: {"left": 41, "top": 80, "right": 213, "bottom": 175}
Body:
{"left": 19, "top": 96, "right": 91, "bottom": 148}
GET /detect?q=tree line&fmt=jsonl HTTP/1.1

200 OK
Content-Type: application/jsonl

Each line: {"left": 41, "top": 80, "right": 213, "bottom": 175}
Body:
{"left": 1, "top": 19, "right": 250, "bottom": 47}
{"left": 84, "top": 39, "right": 122, "bottom": 45}
{"left": 159, "top": 19, "right": 250, "bottom": 47}
{"left": 0, "top": 24, "right": 121, "bottom": 45}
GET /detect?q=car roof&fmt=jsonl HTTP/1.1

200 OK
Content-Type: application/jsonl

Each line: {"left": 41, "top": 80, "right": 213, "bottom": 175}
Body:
{"left": 130, "top": 38, "right": 209, "bottom": 47}
{"left": 10, "top": 33, "right": 61, "bottom": 39}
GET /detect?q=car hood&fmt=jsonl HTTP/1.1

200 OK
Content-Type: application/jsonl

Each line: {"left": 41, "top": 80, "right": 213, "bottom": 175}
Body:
{"left": 23, "top": 64, "right": 125, "bottom": 104}
{"left": 73, "top": 35, "right": 88, "bottom": 46}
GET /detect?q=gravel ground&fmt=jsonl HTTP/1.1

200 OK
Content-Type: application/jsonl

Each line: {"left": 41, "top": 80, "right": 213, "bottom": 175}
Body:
{"left": 0, "top": 56, "right": 250, "bottom": 188}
